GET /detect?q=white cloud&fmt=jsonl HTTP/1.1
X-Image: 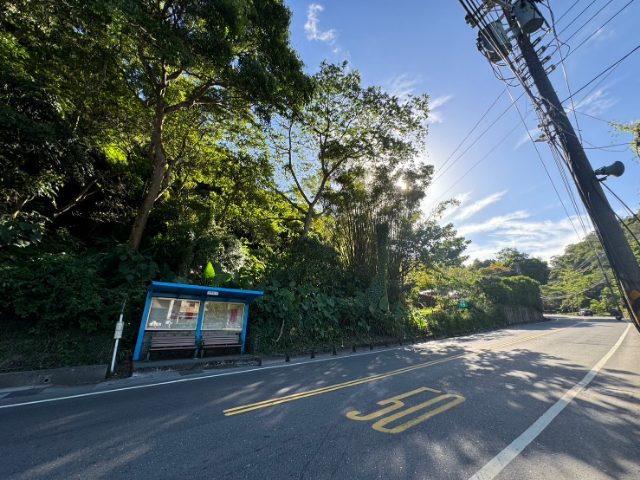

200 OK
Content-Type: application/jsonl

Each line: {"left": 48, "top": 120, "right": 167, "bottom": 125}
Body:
{"left": 428, "top": 94, "right": 453, "bottom": 124}
{"left": 439, "top": 191, "right": 472, "bottom": 220}
{"left": 574, "top": 88, "right": 618, "bottom": 116}
{"left": 514, "top": 128, "right": 540, "bottom": 150}
{"left": 430, "top": 94, "right": 453, "bottom": 110}
{"left": 460, "top": 212, "right": 583, "bottom": 262}
{"left": 455, "top": 190, "right": 507, "bottom": 221}
{"left": 305, "top": 4, "right": 336, "bottom": 44}
{"left": 590, "top": 26, "right": 615, "bottom": 43}
{"left": 385, "top": 74, "right": 421, "bottom": 99}
{"left": 457, "top": 211, "right": 530, "bottom": 236}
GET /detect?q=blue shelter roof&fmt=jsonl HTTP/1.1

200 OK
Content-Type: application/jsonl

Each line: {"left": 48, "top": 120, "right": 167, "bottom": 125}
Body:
{"left": 148, "top": 281, "right": 264, "bottom": 303}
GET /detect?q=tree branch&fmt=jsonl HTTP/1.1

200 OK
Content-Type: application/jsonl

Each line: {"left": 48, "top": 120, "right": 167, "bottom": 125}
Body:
{"left": 273, "top": 188, "right": 307, "bottom": 215}
{"left": 53, "top": 179, "right": 98, "bottom": 218}
{"left": 286, "top": 123, "right": 312, "bottom": 206}
{"left": 164, "top": 80, "right": 218, "bottom": 114}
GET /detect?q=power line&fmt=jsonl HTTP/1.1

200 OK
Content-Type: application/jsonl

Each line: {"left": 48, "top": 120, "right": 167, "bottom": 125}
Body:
{"left": 554, "top": 0, "right": 585, "bottom": 24}
{"left": 431, "top": 92, "right": 524, "bottom": 185}
{"left": 560, "top": 44, "right": 640, "bottom": 103}
{"left": 564, "top": 0, "right": 636, "bottom": 60}
{"left": 583, "top": 141, "right": 630, "bottom": 151}
{"left": 547, "top": 1, "right": 584, "bottom": 143}
{"left": 424, "top": 122, "right": 521, "bottom": 214}
{"left": 556, "top": 0, "right": 598, "bottom": 37}
{"left": 503, "top": 84, "right": 584, "bottom": 243}
{"left": 563, "top": 0, "right": 613, "bottom": 44}
{"left": 542, "top": 279, "right": 606, "bottom": 300}
{"left": 432, "top": 90, "right": 507, "bottom": 178}
{"left": 571, "top": 110, "right": 610, "bottom": 123}
{"left": 601, "top": 182, "right": 640, "bottom": 226}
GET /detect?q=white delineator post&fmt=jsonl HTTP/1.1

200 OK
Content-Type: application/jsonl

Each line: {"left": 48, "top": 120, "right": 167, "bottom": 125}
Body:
{"left": 111, "top": 301, "right": 126, "bottom": 374}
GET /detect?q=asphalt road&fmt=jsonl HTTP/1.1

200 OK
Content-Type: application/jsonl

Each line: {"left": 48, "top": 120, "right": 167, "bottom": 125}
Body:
{"left": 1, "top": 317, "right": 639, "bottom": 480}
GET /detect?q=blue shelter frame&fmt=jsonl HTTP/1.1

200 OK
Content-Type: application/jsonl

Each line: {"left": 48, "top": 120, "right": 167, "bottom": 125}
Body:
{"left": 133, "top": 282, "right": 263, "bottom": 361}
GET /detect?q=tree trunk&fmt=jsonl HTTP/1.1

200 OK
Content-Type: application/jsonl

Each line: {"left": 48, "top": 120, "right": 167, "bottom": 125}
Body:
{"left": 128, "top": 95, "right": 167, "bottom": 250}
{"left": 301, "top": 208, "right": 314, "bottom": 239}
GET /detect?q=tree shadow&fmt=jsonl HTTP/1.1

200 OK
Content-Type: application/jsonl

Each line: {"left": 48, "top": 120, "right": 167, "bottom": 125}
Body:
{"left": 1, "top": 321, "right": 637, "bottom": 479}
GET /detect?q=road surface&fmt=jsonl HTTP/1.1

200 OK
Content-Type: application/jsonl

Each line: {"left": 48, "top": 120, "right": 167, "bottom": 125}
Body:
{"left": 1, "top": 317, "right": 639, "bottom": 479}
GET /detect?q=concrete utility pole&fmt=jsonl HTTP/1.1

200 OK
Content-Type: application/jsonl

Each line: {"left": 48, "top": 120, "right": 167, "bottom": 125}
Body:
{"left": 458, "top": 0, "right": 640, "bottom": 329}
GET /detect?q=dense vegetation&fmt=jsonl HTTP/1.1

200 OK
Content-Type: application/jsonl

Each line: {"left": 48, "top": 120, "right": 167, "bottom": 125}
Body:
{"left": 0, "top": 1, "right": 559, "bottom": 372}
{"left": 541, "top": 216, "right": 640, "bottom": 315}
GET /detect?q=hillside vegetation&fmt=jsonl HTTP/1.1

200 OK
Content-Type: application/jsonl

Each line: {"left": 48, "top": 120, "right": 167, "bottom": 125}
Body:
{"left": 1, "top": 1, "right": 561, "bottom": 372}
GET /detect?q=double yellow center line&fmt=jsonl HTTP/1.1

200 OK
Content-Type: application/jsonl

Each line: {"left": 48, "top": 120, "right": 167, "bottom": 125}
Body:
{"left": 224, "top": 327, "right": 566, "bottom": 416}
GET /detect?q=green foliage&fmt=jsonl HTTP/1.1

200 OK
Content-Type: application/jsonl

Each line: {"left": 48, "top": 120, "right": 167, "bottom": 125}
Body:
{"left": 0, "top": 236, "right": 156, "bottom": 334}
{"left": 248, "top": 281, "right": 341, "bottom": 351}
{"left": 0, "top": 2, "right": 487, "bottom": 369}
{"left": 494, "top": 248, "right": 550, "bottom": 285}
{"left": 540, "top": 219, "right": 640, "bottom": 313}
{"left": 271, "top": 61, "right": 430, "bottom": 239}
{"left": 610, "top": 120, "right": 640, "bottom": 161}
{"left": 0, "top": 218, "right": 43, "bottom": 248}
{"left": 203, "top": 262, "right": 216, "bottom": 285}
{"left": 202, "top": 262, "right": 233, "bottom": 288}
{"left": 477, "top": 275, "right": 543, "bottom": 311}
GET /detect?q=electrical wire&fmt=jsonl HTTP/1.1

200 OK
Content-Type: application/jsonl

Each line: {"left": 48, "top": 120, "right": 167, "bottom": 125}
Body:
{"left": 571, "top": 110, "right": 610, "bottom": 123}
{"left": 554, "top": 0, "right": 585, "bottom": 24}
{"left": 432, "top": 90, "right": 507, "bottom": 178}
{"left": 541, "top": 279, "right": 605, "bottom": 300}
{"left": 583, "top": 141, "right": 630, "bottom": 151}
{"left": 564, "top": 0, "right": 636, "bottom": 60}
{"left": 556, "top": 0, "right": 598, "bottom": 37}
{"left": 540, "top": 280, "right": 604, "bottom": 300}
{"left": 431, "top": 92, "right": 525, "bottom": 185}
{"left": 600, "top": 182, "right": 640, "bottom": 226}
{"left": 546, "top": 1, "right": 584, "bottom": 144}
{"left": 563, "top": 0, "right": 613, "bottom": 44}
{"left": 504, "top": 84, "right": 584, "bottom": 243}
{"left": 560, "top": 44, "right": 640, "bottom": 102}
{"left": 424, "top": 122, "right": 521, "bottom": 214}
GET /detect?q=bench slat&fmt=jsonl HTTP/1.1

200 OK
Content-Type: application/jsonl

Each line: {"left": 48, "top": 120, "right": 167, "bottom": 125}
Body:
{"left": 147, "top": 336, "right": 198, "bottom": 360}
{"left": 198, "top": 335, "right": 241, "bottom": 358}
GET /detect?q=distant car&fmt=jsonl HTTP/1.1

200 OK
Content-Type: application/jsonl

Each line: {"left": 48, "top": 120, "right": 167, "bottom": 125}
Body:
{"left": 578, "top": 309, "right": 593, "bottom": 316}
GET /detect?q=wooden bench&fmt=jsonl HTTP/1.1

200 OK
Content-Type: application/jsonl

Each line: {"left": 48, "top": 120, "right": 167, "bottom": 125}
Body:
{"left": 198, "top": 334, "right": 241, "bottom": 357}
{"left": 147, "top": 336, "right": 198, "bottom": 361}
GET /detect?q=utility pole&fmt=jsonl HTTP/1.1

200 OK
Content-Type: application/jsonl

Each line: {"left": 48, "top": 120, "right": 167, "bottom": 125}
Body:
{"left": 458, "top": 0, "right": 640, "bottom": 330}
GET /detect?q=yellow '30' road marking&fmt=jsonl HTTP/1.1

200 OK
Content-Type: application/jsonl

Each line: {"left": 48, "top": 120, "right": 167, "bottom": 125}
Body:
{"left": 223, "top": 326, "right": 570, "bottom": 416}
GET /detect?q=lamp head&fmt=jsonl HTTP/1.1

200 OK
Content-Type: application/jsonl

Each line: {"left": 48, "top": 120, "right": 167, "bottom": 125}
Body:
{"left": 594, "top": 161, "right": 625, "bottom": 178}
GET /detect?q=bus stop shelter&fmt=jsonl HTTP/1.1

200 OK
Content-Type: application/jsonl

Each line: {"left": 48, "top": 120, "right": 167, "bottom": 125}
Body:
{"left": 133, "top": 282, "right": 263, "bottom": 361}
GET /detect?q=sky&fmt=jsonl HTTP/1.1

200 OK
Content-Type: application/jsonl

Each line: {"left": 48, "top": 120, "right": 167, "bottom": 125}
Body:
{"left": 283, "top": 0, "right": 640, "bottom": 263}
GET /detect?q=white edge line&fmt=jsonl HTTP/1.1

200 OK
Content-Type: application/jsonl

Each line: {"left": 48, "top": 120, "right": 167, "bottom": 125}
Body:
{"left": 0, "top": 320, "right": 569, "bottom": 410}
{"left": 0, "top": 345, "right": 416, "bottom": 409}
{"left": 469, "top": 322, "right": 631, "bottom": 480}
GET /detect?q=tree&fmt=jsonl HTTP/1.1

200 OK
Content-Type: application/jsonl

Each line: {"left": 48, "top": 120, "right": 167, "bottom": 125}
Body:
{"left": 495, "top": 248, "right": 550, "bottom": 285}
{"left": 0, "top": 71, "right": 100, "bottom": 218}
{"left": 102, "top": 0, "right": 312, "bottom": 250}
{"left": 270, "top": 62, "right": 430, "bottom": 239}
{"left": 611, "top": 120, "right": 640, "bottom": 161}
{"left": 470, "top": 258, "right": 495, "bottom": 270}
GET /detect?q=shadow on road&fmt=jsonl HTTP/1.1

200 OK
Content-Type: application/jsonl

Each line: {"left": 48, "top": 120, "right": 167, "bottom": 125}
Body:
{"left": 1, "top": 320, "right": 638, "bottom": 480}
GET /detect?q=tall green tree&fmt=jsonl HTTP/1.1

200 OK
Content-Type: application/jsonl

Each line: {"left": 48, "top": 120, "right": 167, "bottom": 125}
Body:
{"left": 97, "top": 0, "right": 312, "bottom": 249}
{"left": 270, "top": 61, "right": 430, "bottom": 239}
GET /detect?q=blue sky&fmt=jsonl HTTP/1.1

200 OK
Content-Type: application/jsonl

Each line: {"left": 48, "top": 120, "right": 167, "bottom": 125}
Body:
{"left": 285, "top": 0, "right": 640, "bottom": 262}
